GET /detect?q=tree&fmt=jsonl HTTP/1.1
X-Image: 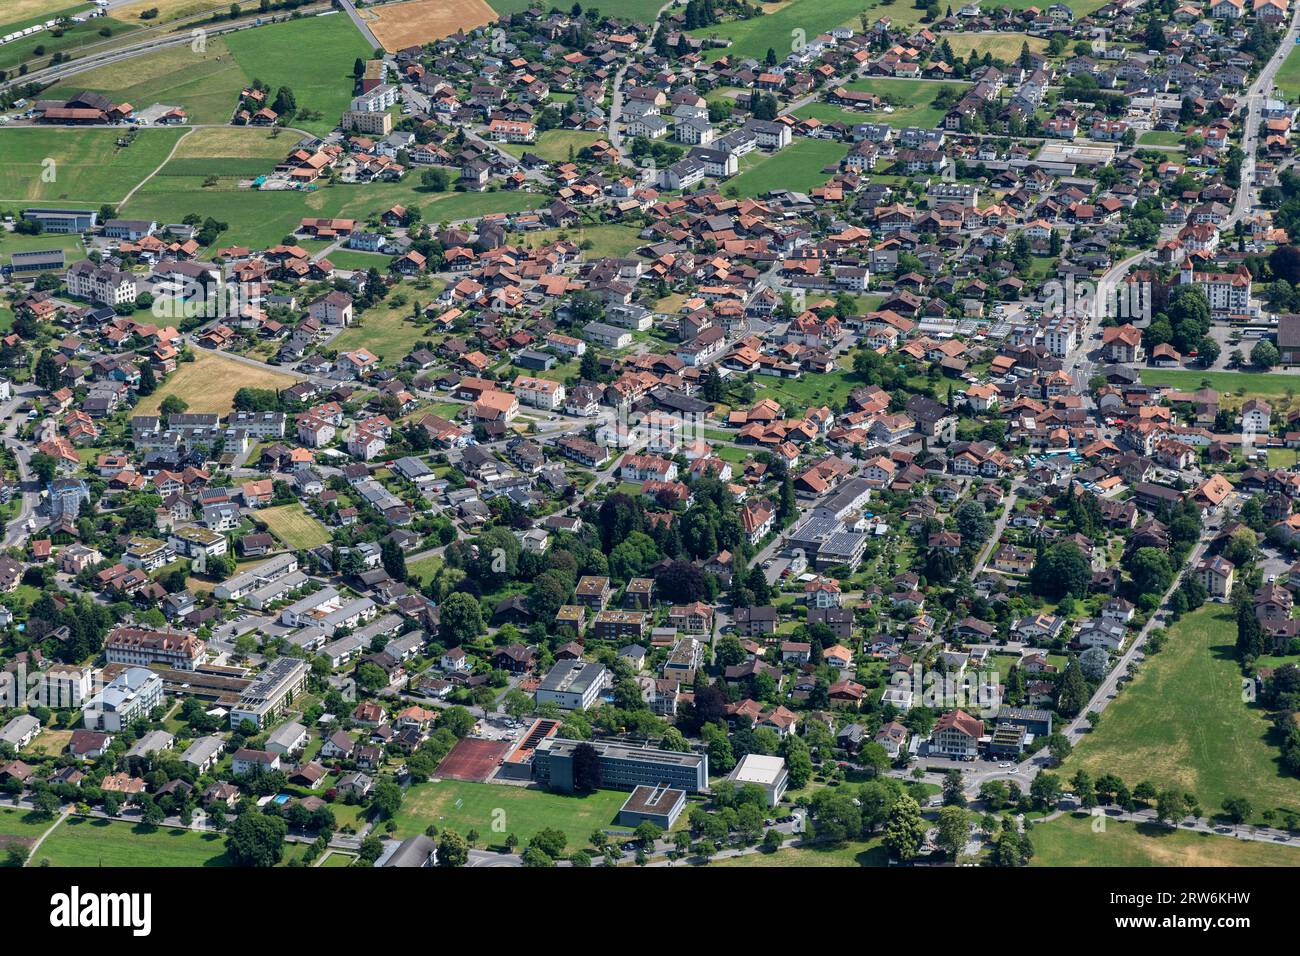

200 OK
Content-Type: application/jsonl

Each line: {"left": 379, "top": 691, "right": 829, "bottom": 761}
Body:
{"left": 935, "top": 806, "right": 969, "bottom": 860}
{"left": 224, "top": 811, "right": 287, "bottom": 867}
{"left": 160, "top": 395, "right": 188, "bottom": 416}
{"left": 1125, "top": 546, "right": 1172, "bottom": 598}
{"left": 437, "top": 829, "right": 469, "bottom": 866}
{"left": 572, "top": 741, "right": 601, "bottom": 793}
{"left": 380, "top": 538, "right": 407, "bottom": 582}
{"left": 1252, "top": 339, "right": 1280, "bottom": 369}
{"left": 1221, "top": 796, "right": 1252, "bottom": 827}
{"left": 371, "top": 781, "right": 403, "bottom": 820}
{"left": 439, "top": 592, "right": 484, "bottom": 645}
{"left": 1029, "top": 543, "right": 1091, "bottom": 600}
{"left": 883, "top": 794, "right": 925, "bottom": 861}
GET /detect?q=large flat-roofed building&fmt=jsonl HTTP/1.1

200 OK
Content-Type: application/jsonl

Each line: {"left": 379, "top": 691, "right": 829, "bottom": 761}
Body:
{"left": 618, "top": 783, "right": 686, "bottom": 829}
{"left": 228, "top": 657, "right": 310, "bottom": 729}
{"left": 727, "top": 753, "right": 789, "bottom": 807}
{"left": 534, "top": 660, "right": 606, "bottom": 710}
{"left": 533, "top": 737, "right": 708, "bottom": 794}
{"left": 83, "top": 667, "right": 164, "bottom": 732}
{"left": 22, "top": 208, "right": 97, "bottom": 234}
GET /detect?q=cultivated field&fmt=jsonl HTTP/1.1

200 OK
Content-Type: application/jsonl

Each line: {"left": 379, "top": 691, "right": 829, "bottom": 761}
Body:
{"left": 255, "top": 503, "right": 332, "bottom": 551}
{"left": 726, "top": 138, "right": 848, "bottom": 198}
{"left": 1063, "top": 606, "right": 1300, "bottom": 824}
{"left": 366, "top": 0, "right": 497, "bottom": 52}
{"left": 0, "top": 127, "right": 184, "bottom": 203}
{"left": 135, "top": 349, "right": 299, "bottom": 416}
{"left": 1029, "top": 814, "right": 1300, "bottom": 867}
{"left": 393, "top": 780, "right": 630, "bottom": 849}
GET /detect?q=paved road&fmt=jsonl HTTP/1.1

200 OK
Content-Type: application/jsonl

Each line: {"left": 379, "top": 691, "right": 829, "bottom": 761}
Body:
{"left": 1, "top": 385, "right": 44, "bottom": 548}
{"left": 337, "top": 0, "right": 382, "bottom": 52}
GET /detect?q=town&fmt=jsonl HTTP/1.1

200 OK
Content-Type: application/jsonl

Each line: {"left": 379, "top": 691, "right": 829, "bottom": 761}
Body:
{"left": 0, "top": 0, "right": 1298, "bottom": 871}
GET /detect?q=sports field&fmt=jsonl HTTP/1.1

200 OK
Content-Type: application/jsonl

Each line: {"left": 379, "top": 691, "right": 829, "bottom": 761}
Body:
{"left": 1029, "top": 813, "right": 1300, "bottom": 867}
{"left": 366, "top": 0, "right": 497, "bottom": 51}
{"left": 1062, "top": 606, "right": 1300, "bottom": 825}
{"left": 135, "top": 348, "right": 299, "bottom": 416}
{"left": 0, "top": 127, "right": 185, "bottom": 204}
{"left": 726, "top": 138, "right": 847, "bottom": 198}
{"left": 255, "top": 503, "right": 332, "bottom": 551}
{"left": 393, "top": 780, "right": 630, "bottom": 848}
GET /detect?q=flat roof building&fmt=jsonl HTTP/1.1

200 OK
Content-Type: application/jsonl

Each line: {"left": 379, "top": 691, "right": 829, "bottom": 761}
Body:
{"left": 229, "top": 657, "right": 310, "bottom": 729}
{"left": 533, "top": 737, "right": 708, "bottom": 794}
{"left": 534, "top": 660, "right": 606, "bottom": 711}
{"left": 618, "top": 783, "right": 686, "bottom": 830}
{"left": 727, "top": 753, "right": 789, "bottom": 807}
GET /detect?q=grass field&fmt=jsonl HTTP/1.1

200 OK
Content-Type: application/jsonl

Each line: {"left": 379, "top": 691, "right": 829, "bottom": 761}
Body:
{"left": 325, "top": 249, "right": 394, "bottom": 271}
{"left": 688, "top": 0, "right": 878, "bottom": 64}
{"left": 1138, "top": 130, "right": 1184, "bottom": 147}
{"left": 0, "top": 805, "right": 52, "bottom": 857}
{"left": 48, "top": 36, "right": 249, "bottom": 126}
{"left": 842, "top": 77, "right": 968, "bottom": 129}
{"left": 155, "top": 126, "right": 297, "bottom": 179}
{"left": 488, "top": 0, "right": 665, "bottom": 17}
{"left": 136, "top": 349, "right": 298, "bottom": 416}
{"left": 0, "top": 230, "right": 86, "bottom": 268}
{"left": 519, "top": 223, "right": 643, "bottom": 259}
{"left": 712, "top": 837, "right": 888, "bottom": 866}
{"left": 1140, "top": 369, "right": 1300, "bottom": 416}
{"left": 750, "top": 367, "right": 862, "bottom": 409}
{"left": 222, "top": 15, "right": 373, "bottom": 136}
{"left": 393, "top": 780, "right": 630, "bottom": 849}
{"left": 0, "top": 2, "right": 85, "bottom": 31}
{"left": 34, "top": 816, "right": 232, "bottom": 867}
{"left": 406, "top": 553, "right": 444, "bottom": 586}
{"left": 501, "top": 129, "right": 604, "bottom": 163}
{"left": 255, "top": 503, "right": 332, "bottom": 551}
{"left": 0, "top": 127, "right": 185, "bottom": 204}
{"left": 114, "top": 0, "right": 244, "bottom": 22}
{"left": 365, "top": 0, "right": 497, "bottom": 51}
{"left": 121, "top": 173, "right": 546, "bottom": 250}
{"left": 1063, "top": 606, "right": 1300, "bottom": 824}
{"left": 1276, "top": 44, "right": 1300, "bottom": 103}
{"left": 938, "top": 32, "right": 1047, "bottom": 61}
{"left": 1029, "top": 813, "right": 1300, "bottom": 867}
{"left": 727, "top": 138, "right": 848, "bottom": 198}
{"left": 331, "top": 281, "right": 445, "bottom": 364}
{"left": 33, "top": 815, "right": 312, "bottom": 867}
{"left": 0, "top": 14, "right": 141, "bottom": 73}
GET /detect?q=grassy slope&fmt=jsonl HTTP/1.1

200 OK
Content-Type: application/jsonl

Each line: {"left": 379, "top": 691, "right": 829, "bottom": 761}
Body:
{"left": 0, "top": 127, "right": 185, "bottom": 204}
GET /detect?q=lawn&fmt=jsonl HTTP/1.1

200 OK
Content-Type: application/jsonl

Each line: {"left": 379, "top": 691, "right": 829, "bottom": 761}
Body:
{"left": 712, "top": 837, "right": 888, "bottom": 866}
{"left": 1276, "top": 43, "right": 1300, "bottom": 103}
{"left": 319, "top": 849, "right": 357, "bottom": 867}
{"left": 406, "top": 553, "right": 445, "bottom": 586}
{"left": 135, "top": 349, "right": 299, "bottom": 416}
{"left": 0, "top": 230, "right": 86, "bottom": 268}
{"left": 842, "top": 77, "right": 969, "bottom": 129}
{"left": 324, "top": 249, "right": 395, "bottom": 271}
{"left": 1029, "top": 813, "right": 1300, "bottom": 867}
{"left": 1138, "top": 130, "right": 1184, "bottom": 147}
{"left": 255, "top": 503, "right": 332, "bottom": 551}
{"left": 726, "top": 138, "right": 848, "bottom": 198}
{"left": 502, "top": 129, "right": 604, "bottom": 163}
{"left": 1062, "top": 605, "right": 1300, "bottom": 824}
{"left": 157, "top": 126, "right": 299, "bottom": 179}
{"left": 0, "top": 127, "right": 186, "bottom": 204}
{"left": 393, "top": 780, "right": 631, "bottom": 849}
{"left": 331, "top": 280, "right": 446, "bottom": 364}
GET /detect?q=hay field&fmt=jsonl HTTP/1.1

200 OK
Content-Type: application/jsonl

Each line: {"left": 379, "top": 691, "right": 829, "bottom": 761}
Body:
{"left": 366, "top": 0, "right": 497, "bottom": 51}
